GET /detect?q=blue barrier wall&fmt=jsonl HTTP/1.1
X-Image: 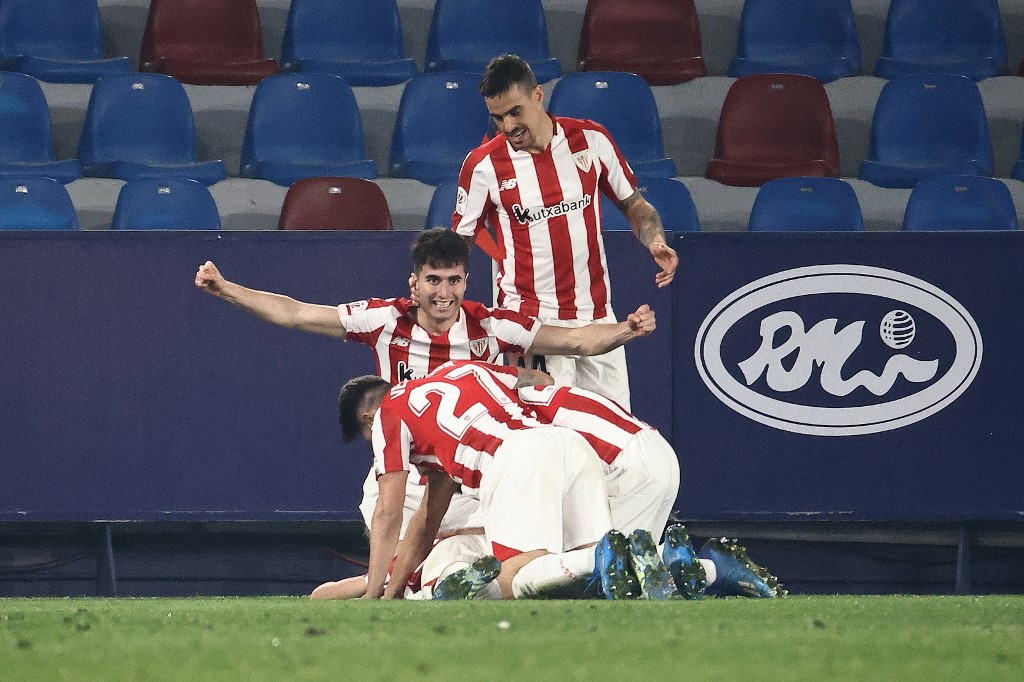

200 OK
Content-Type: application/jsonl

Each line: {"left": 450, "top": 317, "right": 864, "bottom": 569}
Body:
{"left": 2, "top": 230, "right": 1020, "bottom": 524}
{"left": 672, "top": 231, "right": 1024, "bottom": 521}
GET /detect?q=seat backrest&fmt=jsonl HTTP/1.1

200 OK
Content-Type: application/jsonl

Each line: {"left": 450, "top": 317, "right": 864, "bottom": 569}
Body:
{"left": 0, "top": 177, "right": 79, "bottom": 230}
{"left": 241, "top": 74, "right": 370, "bottom": 170}
{"left": 112, "top": 178, "right": 220, "bottom": 230}
{"left": 77, "top": 74, "right": 201, "bottom": 167}
{"left": 279, "top": 177, "right": 393, "bottom": 231}
{"left": 425, "top": 0, "right": 554, "bottom": 70}
{"left": 903, "top": 176, "right": 1019, "bottom": 232}
{"left": 426, "top": 177, "right": 461, "bottom": 230}
{"left": 548, "top": 71, "right": 670, "bottom": 170}
{"left": 749, "top": 177, "right": 864, "bottom": 231}
{"left": 388, "top": 73, "right": 491, "bottom": 174}
{"left": 577, "top": 0, "right": 705, "bottom": 84}
{"left": 880, "top": 0, "right": 1006, "bottom": 66}
{"left": 281, "top": 0, "right": 407, "bottom": 65}
{"left": 0, "top": 72, "right": 59, "bottom": 163}
{"left": 140, "top": 0, "right": 269, "bottom": 65}
{"left": 732, "top": 0, "right": 860, "bottom": 72}
{"left": 0, "top": 0, "right": 107, "bottom": 60}
{"left": 865, "top": 74, "right": 993, "bottom": 172}
{"left": 600, "top": 176, "right": 701, "bottom": 232}
{"left": 713, "top": 74, "right": 839, "bottom": 170}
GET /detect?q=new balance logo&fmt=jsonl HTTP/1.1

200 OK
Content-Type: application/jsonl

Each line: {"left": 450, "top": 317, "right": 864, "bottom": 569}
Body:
{"left": 390, "top": 337, "right": 410, "bottom": 347}
{"left": 511, "top": 195, "right": 593, "bottom": 224}
{"left": 498, "top": 178, "right": 518, "bottom": 191}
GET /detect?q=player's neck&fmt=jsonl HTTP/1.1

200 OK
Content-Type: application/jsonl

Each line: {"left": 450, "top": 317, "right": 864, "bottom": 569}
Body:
{"left": 413, "top": 307, "right": 457, "bottom": 336}
{"left": 527, "top": 116, "right": 555, "bottom": 154}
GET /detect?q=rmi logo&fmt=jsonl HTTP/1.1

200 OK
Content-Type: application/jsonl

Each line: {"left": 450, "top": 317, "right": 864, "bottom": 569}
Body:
{"left": 695, "top": 265, "right": 982, "bottom": 436}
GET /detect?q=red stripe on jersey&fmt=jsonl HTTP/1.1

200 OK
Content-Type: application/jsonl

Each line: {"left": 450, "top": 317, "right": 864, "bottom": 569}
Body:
{"left": 565, "top": 126, "right": 609, "bottom": 320}
{"left": 491, "top": 143, "right": 541, "bottom": 318}
{"left": 389, "top": 313, "right": 415, "bottom": 380}
{"left": 533, "top": 141, "right": 578, "bottom": 318}
{"left": 491, "top": 541, "right": 524, "bottom": 562}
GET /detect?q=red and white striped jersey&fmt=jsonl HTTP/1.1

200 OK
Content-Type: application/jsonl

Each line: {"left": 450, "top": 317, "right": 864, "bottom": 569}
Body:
{"left": 371, "top": 362, "right": 545, "bottom": 492}
{"left": 337, "top": 297, "right": 540, "bottom": 383}
{"left": 454, "top": 115, "right": 638, "bottom": 322}
{"left": 517, "top": 384, "right": 651, "bottom": 464}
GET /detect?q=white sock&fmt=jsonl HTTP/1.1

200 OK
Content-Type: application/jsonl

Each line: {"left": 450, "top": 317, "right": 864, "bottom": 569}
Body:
{"left": 701, "top": 558, "right": 717, "bottom": 586}
{"left": 473, "top": 580, "right": 503, "bottom": 600}
{"left": 511, "top": 548, "right": 595, "bottom": 599}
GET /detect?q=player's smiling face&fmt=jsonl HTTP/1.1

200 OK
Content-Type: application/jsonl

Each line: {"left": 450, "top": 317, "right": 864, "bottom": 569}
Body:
{"left": 413, "top": 263, "right": 467, "bottom": 334}
{"left": 487, "top": 84, "right": 550, "bottom": 154}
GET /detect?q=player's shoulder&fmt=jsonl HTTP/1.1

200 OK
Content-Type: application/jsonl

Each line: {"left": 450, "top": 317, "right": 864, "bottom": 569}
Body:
{"left": 555, "top": 115, "right": 613, "bottom": 139}
{"left": 465, "top": 133, "right": 507, "bottom": 167}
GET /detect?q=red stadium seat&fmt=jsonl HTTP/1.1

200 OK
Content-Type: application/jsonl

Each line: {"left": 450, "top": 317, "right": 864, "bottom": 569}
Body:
{"left": 706, "top": 74, "right": 840, "bottom": 187}
{"left": 278, "top": 177, "right": 393, "bottom": 231}
{"left": 140, "top": 0, "right": 279, "bottom": 86}
{"left": 577, "top": 0, "right": 706, "bottom": 85}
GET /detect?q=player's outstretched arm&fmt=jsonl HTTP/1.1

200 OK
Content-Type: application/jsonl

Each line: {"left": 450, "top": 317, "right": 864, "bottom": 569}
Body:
{"left": 194, "top": 260, "right": 345, "bottom": 337}
{"left": 528, "top": 304, "right": 656, "bottom": 356}
{"left": 620, "top": 192, "right": 679, "bottom": 288}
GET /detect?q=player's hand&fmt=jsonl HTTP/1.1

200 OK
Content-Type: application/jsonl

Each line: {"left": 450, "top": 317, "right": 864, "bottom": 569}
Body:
{"left": 408, "top": 272, "right": 421, "bottom": 306}
{"left": 650, "top": 242, "right": 678, "bottom": 288}
{"left": 515, "top": 366, "right": 555, "bottom": 389}
{"left": 195, "top": 260, "right": 225, "bottom": 294}
{"left": 626, "top": 304, "right": 656, "bottom": 336}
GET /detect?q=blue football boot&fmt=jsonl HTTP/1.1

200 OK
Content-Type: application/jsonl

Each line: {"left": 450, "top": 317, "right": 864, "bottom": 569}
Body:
{"left": 662, "top": 523, "right": 707, "bottom": 600}
{"left": 432, "top": 555, "right": 501, "bottom": 600}
{"left": 594, "top": 530, "right": 641, "bottom": 600}
{"left": 627, "top": 529, "right": 677, "bottom": 600}
{"left": 698, "top": 537, "right": 785, "bottom": 598}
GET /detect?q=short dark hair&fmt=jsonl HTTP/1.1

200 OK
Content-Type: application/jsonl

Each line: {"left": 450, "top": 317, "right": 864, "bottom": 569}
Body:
{"left": 337, "top": 375, "right": 390, "bottom": 443}
{"left": 411, "top": 228, "right": 470, "bottom": 274}
{"left": 479, "top": 54, "right": 537, "bottom": 99}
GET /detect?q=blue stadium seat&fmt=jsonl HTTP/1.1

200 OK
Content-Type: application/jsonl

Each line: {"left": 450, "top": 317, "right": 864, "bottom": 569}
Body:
{"left": 902, "top": 176, "right": 1019, "bottom": 232}
{"left": 858, "top": 74, "right": 993, "bottom": 189}
{"left": 0, "top": 0, "right": 132, "bottom": 83}
{"left": 425, "top": 0, "right": 561, "bottom": 83}
{"left": 1012, "top": 128, "right": 1024, "bottom": 182}
{"left": 241, "top": 74, "right": 378, "bottom": 187}
{"left": 728, "top": 0, "right": 861, "bottom": 83}
{"left": 0, "top": 72, "right": 83, "bottom": 184}
{"left": 0, "top": 177, "right": 79, "bottom": 231}
{"left": 280, "top": 0, "right": 417, "bottom": 86}
{"left": 77, "top": 74, "right": 228, "bottom": 185}
{"left": 548, "top": 72, "right": 676, "bottom": 178}
{"left": 874, "top": 0, "right": 1007, "bottom": 81}
{"left": 748, "top": 177, "right": 864, "bottom": 232}
{"left": 600, "top": 177, "right": 700, "bottom": 232}
{"left": 111, "top": 178, "right": 221, "bottom": 230}
{"left": 425, "top": 177, "right": 461, "bottom": 229}
{"left": 389, "top": 73, "right": 490, "bottom": 185}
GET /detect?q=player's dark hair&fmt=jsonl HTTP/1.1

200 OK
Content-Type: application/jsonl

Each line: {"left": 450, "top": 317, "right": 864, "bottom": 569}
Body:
{"left": 411, "top": 228, "right": 470, "bottom": 273}
{"left": 479, "top": 54, "right": 537, "bottom": 98}
{"left": 337, "top": 375, "right": 390, "bottom": 443}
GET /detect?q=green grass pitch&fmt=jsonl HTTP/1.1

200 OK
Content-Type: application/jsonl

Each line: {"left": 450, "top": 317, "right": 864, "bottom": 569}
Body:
{"left": 2, "top": 596, "right": 1022, "bottom": 680}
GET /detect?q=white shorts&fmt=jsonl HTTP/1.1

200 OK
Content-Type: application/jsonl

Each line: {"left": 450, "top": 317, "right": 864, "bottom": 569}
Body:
{"left": 532, "top": 314, "right": 631, "bottom": 411}
{"left": 479, "top": 427, "right": 611, "bottom": 559}
{"left": 605, "top": 429, "right": 680, "bottom": 537}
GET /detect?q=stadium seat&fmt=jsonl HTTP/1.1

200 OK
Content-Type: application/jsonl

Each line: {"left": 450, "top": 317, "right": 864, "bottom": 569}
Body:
{"left": 0, "top": 72, "right": 83, "bottom": 184}
{"left": 280, "top": 0, "right": 417, "bottom": 86}
{"left": 388, "top": 73, "right": 491, "bottom": 185}
{"left": 858, "top": 74, "right": 992, "bottom": 189}
{"left": 77, "top": 74, "right": 227, "bottom": 185}
{"left": 548, "top": 72, "right": 676, "bottom": 178}
{"left": 748, "top": 177, "right": 864, "bottom": 232}
{"left": 600, "top": 177, "right": 700, "bottom": 232}
{"left": 1012, "top": 128, "right": 1024, "bottom": 182}
{"left": 425, "top": 178, "right": 461, "bottom": 230}
{"left": 874, "top": 0, "right": 1007, "bottom": 81}
{"left": 577, "top": 0, "right": 706, "bottom": 86}
{"left": 902, "top": 176, "right": 1019, "bottom": 232}
{"left": 0, "top": 177, "right": 79, "bottom": 231}
{"left": 111, "top": 178, "right": 221, "bottom": 230}
{"left": 706, "top": 74, "right": 840, "bottom": 187}
{"left": 240, "top": 74, "right": 378, "bottom": 187}
{"left": 728, "top": 0, "right": 861, "bottom": 83}
{"left": 139, "top": 0, "right": 279, "bottom": 86}
{"left": 278, "top": 177, "right": 393, "bottom": 231}
{"left": 0, "top": 0, "right": 132, "bottom": 83}
{"left": 424, "top": 0, "right": 561, "bottom": 83}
